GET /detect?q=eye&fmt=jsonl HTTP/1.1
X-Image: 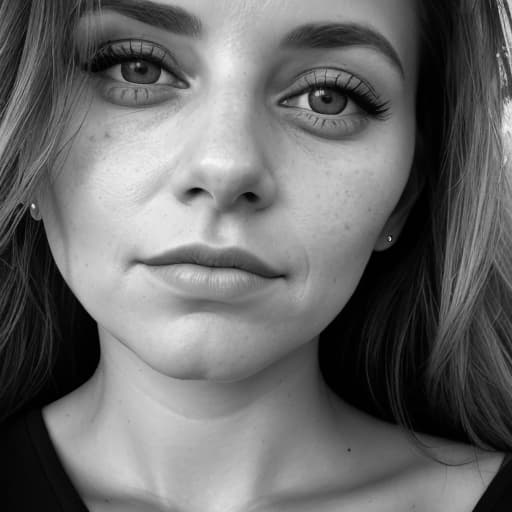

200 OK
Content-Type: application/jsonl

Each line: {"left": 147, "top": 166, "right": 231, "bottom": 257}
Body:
{"left": 280, "top": 69, "right": 391, "bottom": 138}
{"left": 285, "top": 87, "right": 354, "bottom": 116}
{"left": 107, "top": 59, "right": 170, "bottom": 85}
{"left": 81, "top": 39, "right": 189, "bottom": 106}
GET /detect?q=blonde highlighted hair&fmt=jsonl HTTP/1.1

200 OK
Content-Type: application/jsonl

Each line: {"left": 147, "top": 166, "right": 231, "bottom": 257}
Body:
{"left": 0, "top": 0, "right": 512, "bottom": 452}
{"left": 321, "top": 0, "right": 512, "bottom": 450}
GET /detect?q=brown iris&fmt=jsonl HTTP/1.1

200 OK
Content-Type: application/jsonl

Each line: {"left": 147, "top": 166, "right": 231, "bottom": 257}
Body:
{"left": 309, "top": 88, "right": 348, "bottom": 115}
{"left": 120, "top": 60, "right": 162, "bottom": 84}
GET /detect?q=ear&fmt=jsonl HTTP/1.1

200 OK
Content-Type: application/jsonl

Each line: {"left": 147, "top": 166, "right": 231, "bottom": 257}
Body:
{"left": 373, "top": 167, "right": 425, "bottom": 252}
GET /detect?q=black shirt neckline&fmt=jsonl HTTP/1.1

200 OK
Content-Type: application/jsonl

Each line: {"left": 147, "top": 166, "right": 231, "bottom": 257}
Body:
{"left": 25, "top": 408, "right": 90, "bottom": 511}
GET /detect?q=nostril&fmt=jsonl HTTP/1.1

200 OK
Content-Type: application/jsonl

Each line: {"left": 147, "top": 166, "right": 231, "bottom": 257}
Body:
{"left": 244, "top": 192, "right": 259, "bottom": 203}
{"left": 186, "top": 188, "right": 203, "bottom": 200}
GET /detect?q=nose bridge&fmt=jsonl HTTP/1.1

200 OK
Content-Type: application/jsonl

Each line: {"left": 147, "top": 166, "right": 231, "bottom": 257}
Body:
{"left": 196, "top": 74, "right": 263, "bottom": 168}
{"left": 174, "top": 69, "right": 276, "bottom": 211}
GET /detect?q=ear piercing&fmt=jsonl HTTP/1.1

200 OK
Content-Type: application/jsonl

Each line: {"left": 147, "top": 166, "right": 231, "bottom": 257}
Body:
{"left": 29, "top": 202, "right": 41, "bottom": 221}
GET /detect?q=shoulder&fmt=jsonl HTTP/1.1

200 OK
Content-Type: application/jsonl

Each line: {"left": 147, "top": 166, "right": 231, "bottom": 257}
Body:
{"left": 315, "top": 401, "right": 509, "bottom": 512}
{"left": 394, "top": 432, "right": 508, "bottom": 512}
{"left": 340, "top": 403, "right": 507, "bottom": 511}
{"left": 470, "top": 453, "right": 512, "bottom": 511}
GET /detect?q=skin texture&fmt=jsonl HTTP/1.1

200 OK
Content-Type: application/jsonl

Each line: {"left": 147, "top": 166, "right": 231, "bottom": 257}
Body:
{"left": 44, "top": 0, "right": 419, "bottom": 385}
{"left": 39, "top": 1, "right": 503, "bottom": 511}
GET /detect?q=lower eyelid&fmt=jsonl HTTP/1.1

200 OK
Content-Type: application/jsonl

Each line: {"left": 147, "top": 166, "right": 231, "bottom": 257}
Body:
{"left": 98, "top": 82, "right": 182, "bottom": 107}
{"left": 281, "top": 108, "right": 372, "bottom": 139}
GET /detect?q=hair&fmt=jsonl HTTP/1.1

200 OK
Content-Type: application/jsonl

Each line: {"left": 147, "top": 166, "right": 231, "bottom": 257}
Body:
{"left": 1, "top": 0, "right": 512, "bottom": 451}
{"left": 320, "top": 0, "right": 512, "bottom": 450}
{"left": 0, "top": 0, "right": 100, "bottom": 420}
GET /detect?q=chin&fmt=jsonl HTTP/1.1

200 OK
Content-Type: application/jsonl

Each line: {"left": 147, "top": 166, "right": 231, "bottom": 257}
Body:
{"left": 141, "top": 349, "right": 269, "bottom": 383}
{"left": 121, "top": 321, "right": 279, "bottom": 383}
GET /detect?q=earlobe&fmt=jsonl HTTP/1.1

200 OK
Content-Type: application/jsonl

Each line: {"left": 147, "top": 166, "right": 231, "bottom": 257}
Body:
{"left": 29, "top": 201, "right": 42, "bottom": 221}
{"left": 374, "top": 231, "right": 398, "bottom": 252}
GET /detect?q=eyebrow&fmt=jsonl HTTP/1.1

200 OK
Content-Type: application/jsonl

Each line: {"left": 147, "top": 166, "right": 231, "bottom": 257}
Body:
{"left": 80, "top": 0, "right": 405, "bottom": 79}
{"left": 281, "top": 23, "right": 405, "bottom": 80}
{"left": 79, "top": 0, "right": 203, "bottom": 37}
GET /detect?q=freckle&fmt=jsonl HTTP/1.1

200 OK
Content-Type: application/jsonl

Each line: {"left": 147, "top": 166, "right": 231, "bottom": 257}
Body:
{"left": 344, "top": 223, "right": 351, "bottom": 232}
{"left": 347, "top": 447, "right": 352, "bottom": 452}
{"left": 88, "top": 134, "right": 96, "bottom": 142}
{"left": 104, "top": 131, "right": 112, "bottom": 139}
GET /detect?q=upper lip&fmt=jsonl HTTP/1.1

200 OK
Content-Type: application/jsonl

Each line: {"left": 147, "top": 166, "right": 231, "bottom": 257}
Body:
{"left": 143, "top": 244, "right": 283, "bottom": 278}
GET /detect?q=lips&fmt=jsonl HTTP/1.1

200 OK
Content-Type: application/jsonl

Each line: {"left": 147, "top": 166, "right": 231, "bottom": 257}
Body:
{"left": 142, "top": 244, "right": 282, "bottom": 278}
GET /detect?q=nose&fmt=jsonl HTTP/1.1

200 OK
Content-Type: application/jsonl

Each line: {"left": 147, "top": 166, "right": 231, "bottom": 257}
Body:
{"left": 170, "top": 93, "right": 277, "bottom": 213}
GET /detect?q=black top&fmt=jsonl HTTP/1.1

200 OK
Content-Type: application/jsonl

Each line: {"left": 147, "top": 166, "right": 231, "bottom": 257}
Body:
{"left": 1, "top": 409, "right": 511, "bottom": 511}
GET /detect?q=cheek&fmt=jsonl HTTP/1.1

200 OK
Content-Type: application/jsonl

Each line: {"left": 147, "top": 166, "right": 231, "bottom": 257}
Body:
{"left": 289, "top": 141, "right": 413, "bottom": 312}
{"left": 295, "top": 165, "right": 401, "bottom": 245}
{"left": 40, "top": 123, "right": 139, "bottom": 291}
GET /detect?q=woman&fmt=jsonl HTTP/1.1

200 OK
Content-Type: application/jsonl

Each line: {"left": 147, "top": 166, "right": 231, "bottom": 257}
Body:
{"left": 1, "top": 0, "right": 512, "bottom": 510}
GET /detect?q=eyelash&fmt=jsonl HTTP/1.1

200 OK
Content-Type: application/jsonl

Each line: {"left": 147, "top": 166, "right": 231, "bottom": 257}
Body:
{"left": 81, "top": 39, "right": 188, "bottom": 103}
{"left": 280, "top": 69, "right": 391, "bottom": 137}
{"left": 82, "top": 39, "right": 391, "bottom": 136}
{"left": 285, "top": 69, "right": 390, "bottom": 119}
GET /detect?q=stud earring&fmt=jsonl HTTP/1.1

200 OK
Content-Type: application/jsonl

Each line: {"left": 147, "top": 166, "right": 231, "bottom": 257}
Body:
{"left": 387, "top": 234, "right": 394, "bottom": 243}
{"left": 29, "top": 202, "right": 41, "bottom": 221}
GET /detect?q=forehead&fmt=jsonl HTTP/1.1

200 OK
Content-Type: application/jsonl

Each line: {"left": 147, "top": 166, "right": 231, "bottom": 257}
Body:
{"left": 132, "top": 0, "right": 418, "bottom": 28}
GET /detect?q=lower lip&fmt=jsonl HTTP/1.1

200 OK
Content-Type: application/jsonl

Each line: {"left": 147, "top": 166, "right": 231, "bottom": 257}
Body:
{"left": 144, "top": 263, "right": 280, "bottom": 300}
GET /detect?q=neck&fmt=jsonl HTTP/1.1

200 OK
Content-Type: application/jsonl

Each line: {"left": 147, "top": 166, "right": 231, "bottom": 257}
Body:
{"left": 48, "top": 334, "right": 352, "bottom": 511}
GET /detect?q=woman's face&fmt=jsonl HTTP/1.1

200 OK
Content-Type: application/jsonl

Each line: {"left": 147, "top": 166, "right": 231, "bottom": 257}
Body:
{"left": 41, "top": 0, "right": 419, "bottom": 381}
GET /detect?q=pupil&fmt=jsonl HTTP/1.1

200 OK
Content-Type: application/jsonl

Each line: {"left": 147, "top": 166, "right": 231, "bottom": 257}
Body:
{"left": 133, "top": 61, "right": 148, "bottom": 74}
